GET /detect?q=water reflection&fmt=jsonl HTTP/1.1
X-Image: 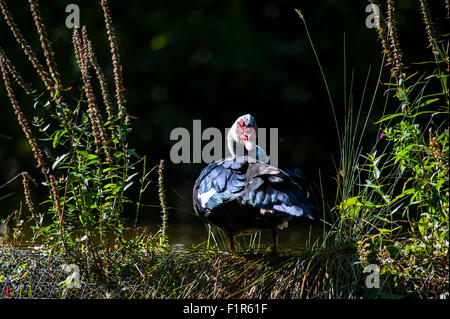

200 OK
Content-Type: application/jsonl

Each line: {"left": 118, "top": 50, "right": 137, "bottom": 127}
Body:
{"left": 146, "top": 217, "right": 322, "bottom": 250}
{"left": 1, "top": 214, "right": 322, "bottom": 251}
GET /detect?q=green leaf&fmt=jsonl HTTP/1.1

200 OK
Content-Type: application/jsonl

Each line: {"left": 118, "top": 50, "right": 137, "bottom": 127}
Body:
{"left": 52, "top": 152, "right": 71, "bottom": 170}
{"left": 394, "top": 144, "right": 416, "bottom": 164}
{"left": 127, "top": 149, "right": 141, "bottom": 159}
{"left": 376, "top": 215, "right": 392, "bottom": 223}
{"left": 123, "top": 182, "right": 133, "bottom": 191}
{"left": 337, "top": 196, "right": 363, "bottom": 219}
{"left": 415, "top": 97, "right": 440, "bottom": 108}
{"left": 0, "top": 192, "right": 15, "bottom": 201}
{"left": 410, "top": 110, "right": 439, "bottom": 118}
{"left": 42, "top": 123, "right": 51, "bottom": 132}
{"left": 387, "top": 245, "right": 401, "bottom": 257}
{"left": 360, "top": 199, "right": 383, "bottom": 208}
{"left": 76, "top": 150, "right": 98, "bottom": 160}
{"left": 365, "top": 180, "right": 382, "bottom": 194}
{"left": 375, "top": 112, "right": 405, "bottom": 124}
{"left": 53, "top": 129, "right": 68, "bottom": 148}
{"left": 373, "top": 166, "right": 381, "bottom": 179}
{"left": 126, "top": 172, "right": 139, "bottom": 182}
{"left": 338, "top": 196, "right": 362, "bottom": 209}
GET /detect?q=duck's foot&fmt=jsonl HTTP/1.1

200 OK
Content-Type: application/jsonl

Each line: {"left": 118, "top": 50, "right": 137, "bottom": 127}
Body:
{"left": 269, "top": 245, "right": 280, "bottom": 255}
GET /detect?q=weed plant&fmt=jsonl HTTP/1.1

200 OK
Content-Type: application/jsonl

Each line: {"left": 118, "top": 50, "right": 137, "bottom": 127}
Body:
{"left": 0, "top": 0, "right": 447, "bottom": 298}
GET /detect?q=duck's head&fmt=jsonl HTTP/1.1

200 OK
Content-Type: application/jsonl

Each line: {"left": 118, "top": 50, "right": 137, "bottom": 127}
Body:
{"left": 228, "top": 114, "right": 258, "bottom": 152}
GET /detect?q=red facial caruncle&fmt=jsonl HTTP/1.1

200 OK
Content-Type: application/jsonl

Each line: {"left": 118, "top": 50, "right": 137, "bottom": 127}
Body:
{"left": 236, "top": 119, "right": 257, "bottom": 151}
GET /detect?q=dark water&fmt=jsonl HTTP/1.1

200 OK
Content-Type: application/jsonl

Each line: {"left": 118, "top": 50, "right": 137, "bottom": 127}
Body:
{"left": 0, "top": 163, "right": 322, "bottom": 250}
{"left": 166, "top": 218, "right": 322, "bottom": 249}
{"left": 1, "top": 213, "right": 322, "bottom": 250}
{"left": 0, "top": 173, "right": 322, "bottom": 250}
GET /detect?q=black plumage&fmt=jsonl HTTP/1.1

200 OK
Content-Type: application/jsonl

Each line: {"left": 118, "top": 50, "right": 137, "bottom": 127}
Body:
{"left": 193, "top": 156, "right": 313, "bottom": 251}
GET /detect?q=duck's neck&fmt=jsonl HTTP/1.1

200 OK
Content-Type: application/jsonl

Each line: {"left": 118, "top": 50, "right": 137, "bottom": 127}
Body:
{"left": 226, "top": 130, "right": 269, "bottom": 164}
{"left": 255, "top": 145, "right": 270, "bottom": 164}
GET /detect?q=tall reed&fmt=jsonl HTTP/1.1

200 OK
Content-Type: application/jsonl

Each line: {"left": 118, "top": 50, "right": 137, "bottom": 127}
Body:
{"left": 0, "top": 0, "right": 154, "bottom": 281}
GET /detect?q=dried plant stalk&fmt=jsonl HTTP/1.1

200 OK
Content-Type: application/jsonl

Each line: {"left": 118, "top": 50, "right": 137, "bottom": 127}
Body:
{"left": 158, "top": 160, "right": 169, "bottom": 244}
{"left": 368, "top": 0, "right": 405, "bottom": 83}
{"left": 0, "top": 52, "right": 46, "bottom": 171}
{"left": 368, "top": 1, "right": 392, "bottom": 67}
{"left": 21, "top": 172, "right": 36, "bottom": 217}
{"left": 386, "top": 0, "right": 404, "bottom": 81}
{"left": 27, "top": 0, "right": 71, "bottom": 127}
{"left": 100, "top": 0, "right": 128, "bottom": 124}
{"left": 73, "top": 28, "right": 112, "bottom": 163}
{"left": 0, "top": 0, "right": 52, "bottom": 90}
{"left": 84, "top": 32, "right": 114, "bottom": 123}
{"left": 0, "top": 46, "right": 31, "bottom": 93}
{"left": 72, "top": 28, "right": 102, "bottom": 153}
{"left": 28, "top": 0, "right": 60, "bottom": 85}
{"left": 0, "top": 51, "right": 62, "bottom": 223}
{"left": 418, "top": 0, "right": 438, "bottom": 51}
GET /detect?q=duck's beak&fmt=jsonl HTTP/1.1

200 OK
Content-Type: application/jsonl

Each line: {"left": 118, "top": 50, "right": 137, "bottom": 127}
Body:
{"left": 241, "top": 127, "right": 256, "bottom": 151}
{"left": 244, "top": 140, "right": 255, "bottom": 151}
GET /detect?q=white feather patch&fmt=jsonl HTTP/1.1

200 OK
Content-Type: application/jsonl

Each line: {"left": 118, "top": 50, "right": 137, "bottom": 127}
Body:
{"left": 198, "top": 188, "right": 216, "bottom": 208}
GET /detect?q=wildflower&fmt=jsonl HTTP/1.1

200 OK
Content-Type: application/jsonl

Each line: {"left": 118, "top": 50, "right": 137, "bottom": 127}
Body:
{"left": 49, "top": 175, "right": 63, "bottom": 223}
{"left": 158, "top": 159, "right": 168, "bottom": 244}
{"left": 28, "top": 0, "right": 61, "bottom": 86}
{"left": 73, "top": 28, "right": 112, "bottom": 164}
{"left": 100, "top": 0, "right": 128, "bottom": 125}
{"left": 386, "top": 0, "right": 404, "bottom": 81}
{"left": 0, "top": 0, "right": 52, "bottom": 90}
{"left": 0, "top": 47, "right": 31, "bottom": 93}
{"left": 84, "top": 31, "right": 114, "bottom": 123}
{"left": 21, "top": 172, "right": 35, "bottom": 215}
{"left": 369, "top": 0, "right": 404, "bottom": 83}
{"left": 0, "top": 52, "right": 47, "bottom": 173}
{"left": 418, "top": 0, "right": 438, "bottom": 51}
{"left": 5, "top": 286, "right": 12, "bottom": 298}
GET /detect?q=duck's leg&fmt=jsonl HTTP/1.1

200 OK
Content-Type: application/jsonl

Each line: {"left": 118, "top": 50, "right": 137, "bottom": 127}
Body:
{"left": 227, "top": 233, "right": 235, "bottom": 252}
{"left": 271, "top": 229, "right": 278, "bottom": 246}
{"left": 271, "top": 229, "right": 279, "bottom": 253}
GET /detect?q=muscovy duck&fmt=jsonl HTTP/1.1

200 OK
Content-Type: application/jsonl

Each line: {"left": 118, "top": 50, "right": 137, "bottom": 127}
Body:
{"left": 193, "top": 114, "right": 313, "bottom": 251}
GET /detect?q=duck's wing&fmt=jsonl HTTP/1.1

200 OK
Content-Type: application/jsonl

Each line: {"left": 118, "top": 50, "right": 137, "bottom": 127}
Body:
{"left": 239, "top": 162, "right": 314, "bottom": 219}
{"left": 193, "top": 158, "right": 248, "bottom": 217}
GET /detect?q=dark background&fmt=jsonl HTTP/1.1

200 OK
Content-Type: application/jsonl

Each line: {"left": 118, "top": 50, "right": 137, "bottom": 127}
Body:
{"left": 0, "top": 0, "right": 446, "bottom": 245}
